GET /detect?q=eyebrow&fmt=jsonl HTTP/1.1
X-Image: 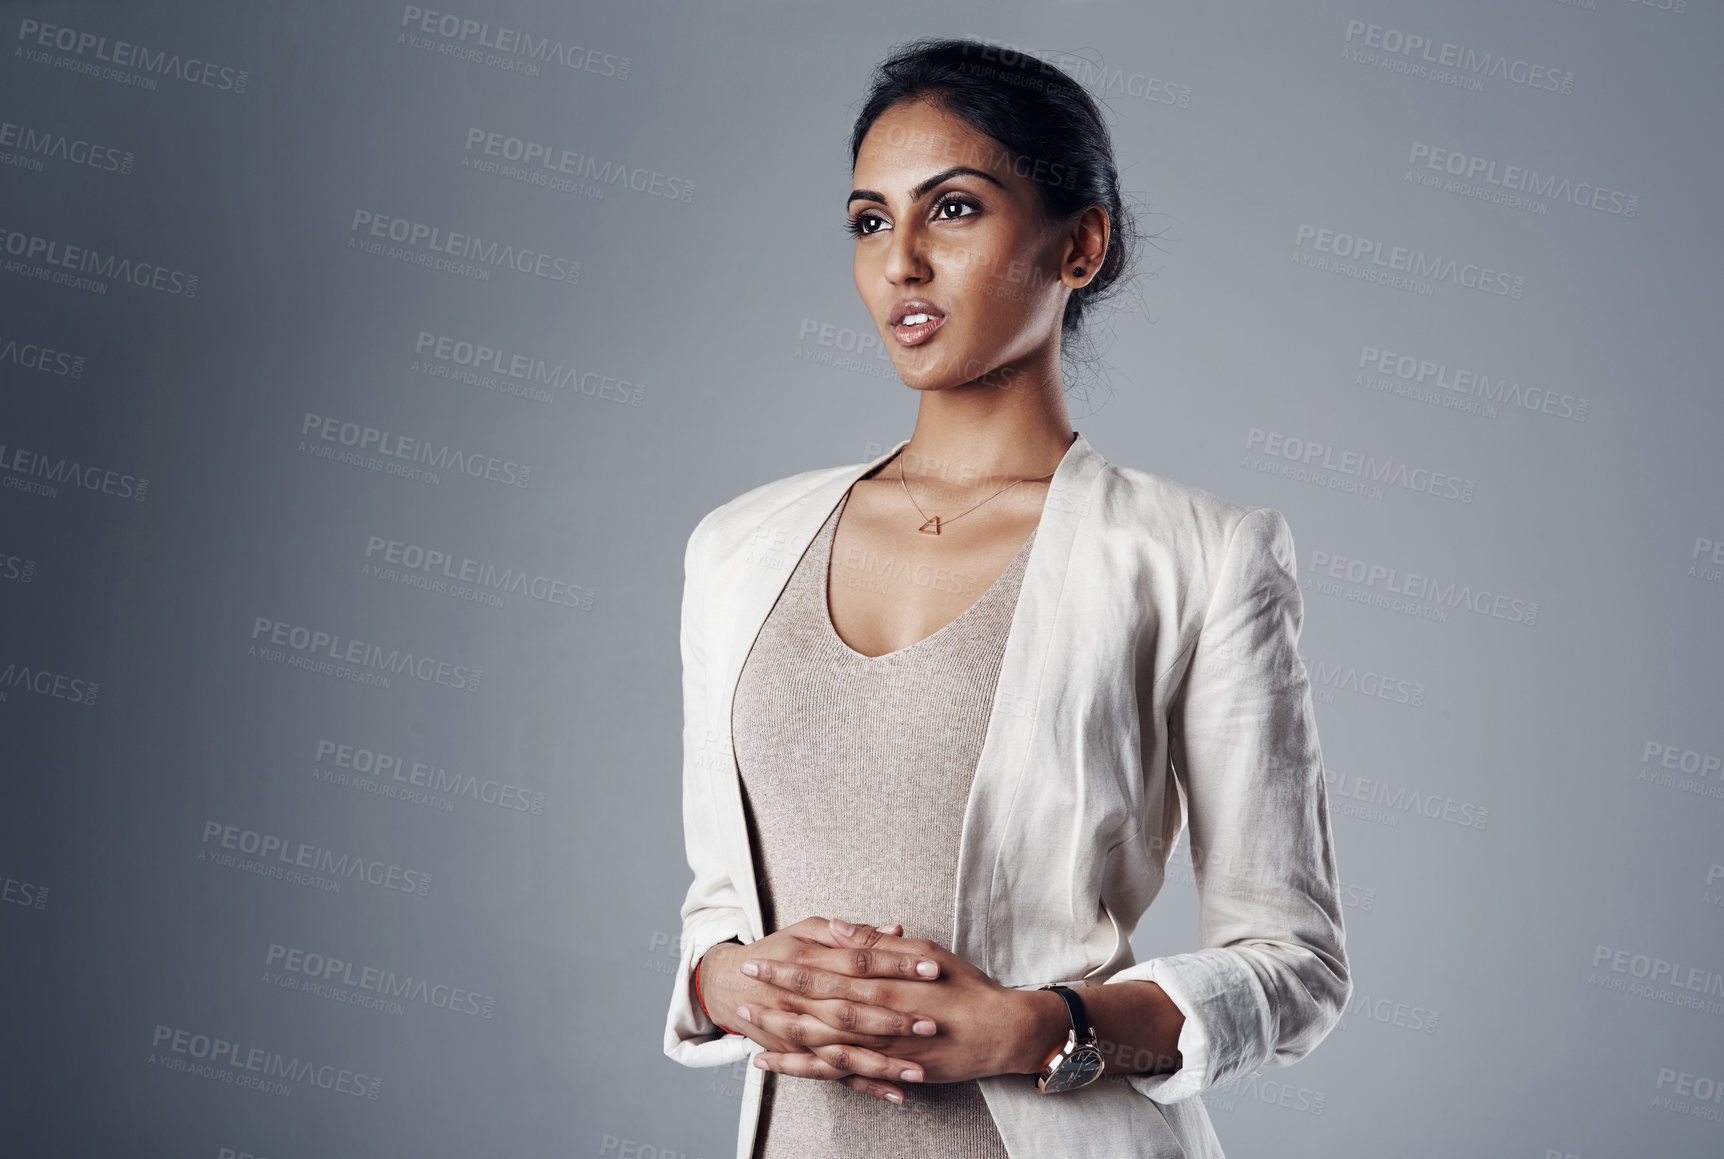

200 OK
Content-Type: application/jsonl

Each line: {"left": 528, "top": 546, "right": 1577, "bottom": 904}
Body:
{"left": 847, "top": 165, "right": 1007, "bottom": 208}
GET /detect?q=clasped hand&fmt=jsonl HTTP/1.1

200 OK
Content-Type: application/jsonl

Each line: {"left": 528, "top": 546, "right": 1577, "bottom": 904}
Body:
{"left": 697, "top": 916, "right": 1033, "bottom": 1103}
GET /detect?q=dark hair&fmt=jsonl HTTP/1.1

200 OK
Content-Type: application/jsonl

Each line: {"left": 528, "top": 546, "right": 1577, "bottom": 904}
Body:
{"left": 848, "top": 36, "right": 1142, "bottom": 357}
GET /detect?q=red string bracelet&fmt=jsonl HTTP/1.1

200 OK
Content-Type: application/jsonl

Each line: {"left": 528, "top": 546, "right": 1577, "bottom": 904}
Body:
{"left": 693, "top": 946, "right": 740, "bottom": 1037}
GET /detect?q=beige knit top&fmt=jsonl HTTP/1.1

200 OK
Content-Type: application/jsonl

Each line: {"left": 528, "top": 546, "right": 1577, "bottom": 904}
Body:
{"left": 732, "top": 490, "right": 1037, "bottom": 1159}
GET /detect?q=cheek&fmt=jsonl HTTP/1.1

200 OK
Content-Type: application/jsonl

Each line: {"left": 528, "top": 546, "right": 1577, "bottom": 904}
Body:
{"left": 949, "top": 246, "right": 1044, "bottom": 313}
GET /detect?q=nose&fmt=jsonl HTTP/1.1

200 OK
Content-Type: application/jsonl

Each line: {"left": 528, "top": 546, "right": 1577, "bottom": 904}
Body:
{"left": 881, "top": 221, "right": 930, "bottom": 285}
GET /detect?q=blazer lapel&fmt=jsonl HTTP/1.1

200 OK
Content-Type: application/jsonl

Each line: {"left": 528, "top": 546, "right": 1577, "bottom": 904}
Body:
{"left": 951, "top": 432, "right": 1103, "bottom": 979}
{"left": 704, "top": 432, "right": 1106, "bottom": 953}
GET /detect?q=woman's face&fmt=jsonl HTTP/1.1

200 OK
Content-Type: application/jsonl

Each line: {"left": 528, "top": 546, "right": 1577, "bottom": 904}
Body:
{"left": 848, "top": 98, "right": 1095, "bottom": 394}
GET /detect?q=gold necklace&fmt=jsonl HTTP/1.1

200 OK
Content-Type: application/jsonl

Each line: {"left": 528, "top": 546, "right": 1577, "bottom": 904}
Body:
{"left": 897, "top": 451, "right": 1057, "bottom": 535}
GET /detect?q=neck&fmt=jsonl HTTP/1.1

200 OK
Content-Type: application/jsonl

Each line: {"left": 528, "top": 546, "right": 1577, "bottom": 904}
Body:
{"left": 890, "top": 388, "right": 1076, "bottom": 493}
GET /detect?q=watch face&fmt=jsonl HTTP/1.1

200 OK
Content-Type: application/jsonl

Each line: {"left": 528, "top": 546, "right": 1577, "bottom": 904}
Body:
{"left": 1043, "top": 1046, "right": 1105, "bottom": 1093}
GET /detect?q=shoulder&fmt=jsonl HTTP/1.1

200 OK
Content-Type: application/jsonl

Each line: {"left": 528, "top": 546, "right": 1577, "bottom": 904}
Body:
{"left": 1087, "top": 460, "right": 1301, "bottom": 653}
{"left": 683, "top": 458, "right": 862, "bottom": 567}
{"left": 1093, "top": 460, "right": 1294, "bottom": 574}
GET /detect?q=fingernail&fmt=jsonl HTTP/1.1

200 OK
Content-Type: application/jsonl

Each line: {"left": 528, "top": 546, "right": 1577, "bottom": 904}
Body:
{"left": 916, "top": 961, "right": 937, "bottom": 977}
{"left": 912, "top": 1019, "right": 936, "bottom": 1036}
{"left": 752, "top": 1055, "right": 768, "bottom": 1068}
{"left": 900, "top": 1068, "right": 922, "bottom": 1082}
{"left": 741, "top": 961, "right": 759, "bottom": 976}
{"left": 833, "top": 919, "right": 855, "bottom": 935}
{"left": 885, "top": 1090, "right": 904, "bottom": 1104}
{"left": 737, "top": 1006, "right": 752, "bottom": 1022}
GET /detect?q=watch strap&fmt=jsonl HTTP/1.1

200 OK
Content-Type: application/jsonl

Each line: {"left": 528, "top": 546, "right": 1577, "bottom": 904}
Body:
{"left": 1040, "top": 983, "right": 1093, "bottom": 1041}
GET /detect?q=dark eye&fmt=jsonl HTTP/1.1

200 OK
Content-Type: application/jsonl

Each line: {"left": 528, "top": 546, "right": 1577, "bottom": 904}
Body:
{"left": 844, "top": 211, "right": 886, "bottom": 239}
{"left": 932, "top": 192, "right": 980, "bottom": 222}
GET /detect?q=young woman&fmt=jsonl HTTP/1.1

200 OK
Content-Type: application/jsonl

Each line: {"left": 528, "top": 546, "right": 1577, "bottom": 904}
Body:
{"left": 664, "top": 37, "right": 1351, "bottom": 1158}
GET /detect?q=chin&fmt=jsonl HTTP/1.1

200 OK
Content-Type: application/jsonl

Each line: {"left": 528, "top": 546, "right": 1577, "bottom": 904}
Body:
{"left": 891, "top": 351, "right": 973, "bottom": 392}
{"left": 893, "top": 367, "right": 962, "bottom": 392}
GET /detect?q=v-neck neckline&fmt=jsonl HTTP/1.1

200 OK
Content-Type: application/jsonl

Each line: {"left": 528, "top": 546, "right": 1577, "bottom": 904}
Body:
{"left": 818, "top": 490, "right": 1040, "bottom": 662}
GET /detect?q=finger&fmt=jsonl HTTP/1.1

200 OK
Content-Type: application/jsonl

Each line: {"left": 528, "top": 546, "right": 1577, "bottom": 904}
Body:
{"left": 793, "top": 916, "right": 901, "bottom": 944}
{"left": 818, "top": 919, "right": 931, "bottom": 959}
{"left": 749, "top": 938, "right": 941, "bottom": 984}
{"left": 827, "top": 917, "right": 887, "bottom": 943}
{"left": 755, "top": 1048, "right": 925, "bottom": 1085}
{"left": 808, "top": 1041, "right": 925, "bottom": 1084}
{"left": 753, "top": 1050, "right": 851, "bottom": 1081}
{"left": 841, "top": 1074, "right": 905, "bottom": 1104}
{"left": 737, "top": 999, "right": 932, "bottom": 1045}
{"left": 740, "top": 957, "right": 941, "bottom": 1019}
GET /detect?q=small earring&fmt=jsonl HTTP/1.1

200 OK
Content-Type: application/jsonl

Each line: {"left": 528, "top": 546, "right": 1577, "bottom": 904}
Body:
{"left": 1072, "top": 266, "right": 1085, "bottom": 277}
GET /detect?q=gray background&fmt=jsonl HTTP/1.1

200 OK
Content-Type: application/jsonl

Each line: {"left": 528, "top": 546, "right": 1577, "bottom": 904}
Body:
{"left": 3, "top": 1, "right": 1722, "bottom": 1156}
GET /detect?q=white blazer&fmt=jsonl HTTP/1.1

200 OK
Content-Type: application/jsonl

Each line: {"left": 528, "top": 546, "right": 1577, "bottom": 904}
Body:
{"left": 664, "top": 430, "right": 1351, "bottom": 1159}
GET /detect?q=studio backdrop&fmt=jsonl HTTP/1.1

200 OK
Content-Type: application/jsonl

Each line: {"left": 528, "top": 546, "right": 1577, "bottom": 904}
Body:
{"left": 3, "top": 1, "right": 1722, "bottom": 1156}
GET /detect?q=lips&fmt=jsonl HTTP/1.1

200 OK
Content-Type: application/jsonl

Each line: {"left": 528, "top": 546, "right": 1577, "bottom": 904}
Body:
{"left": 889, "top": 299, "right": 945, "bottom": 327}
{"left": 889, "top": 299, "right": 947, "bottom": 347}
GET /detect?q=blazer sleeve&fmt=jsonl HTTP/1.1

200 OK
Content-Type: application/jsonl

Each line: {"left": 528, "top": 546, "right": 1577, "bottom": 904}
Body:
{"left": 1105, "top": 505, "right": 1352, "bottom": 1104}
{"left": 663, "top": 508, "right": 761, "bottom": 1068}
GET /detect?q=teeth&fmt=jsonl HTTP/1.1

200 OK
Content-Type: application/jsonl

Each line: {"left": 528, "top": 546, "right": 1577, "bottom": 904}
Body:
{"left": 900, "top": 313, "right": 934, "bottom": 326}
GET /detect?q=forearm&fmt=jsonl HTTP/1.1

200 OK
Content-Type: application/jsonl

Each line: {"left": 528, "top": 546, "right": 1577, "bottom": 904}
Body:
{"left": 1008, "top": 981, "right": 1184, "bottom": 1078}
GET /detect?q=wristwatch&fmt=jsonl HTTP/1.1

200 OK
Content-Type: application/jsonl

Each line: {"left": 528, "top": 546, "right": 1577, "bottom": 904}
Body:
{"left": 1034, "top": 984, "right": 1105, "bottom": 1093}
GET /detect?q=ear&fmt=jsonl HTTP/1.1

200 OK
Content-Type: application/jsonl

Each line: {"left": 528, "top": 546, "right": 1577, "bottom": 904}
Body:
{"left": 1062, "top": 204, "right": 1111, "bottom": 288}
